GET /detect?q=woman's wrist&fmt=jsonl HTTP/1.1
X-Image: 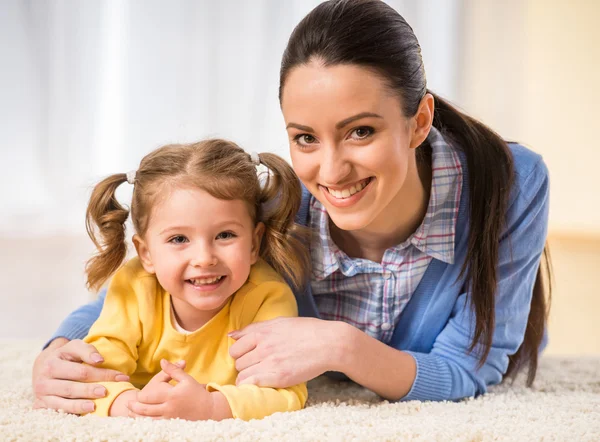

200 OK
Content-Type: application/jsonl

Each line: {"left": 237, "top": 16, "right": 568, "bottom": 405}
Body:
{"left": 325, "top": 320, "right": 358, "bottom": 374}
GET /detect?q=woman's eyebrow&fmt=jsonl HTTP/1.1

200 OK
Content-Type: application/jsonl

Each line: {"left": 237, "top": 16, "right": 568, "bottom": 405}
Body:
{"left": 336, "top": 112, "right": 383, "bottom": 129}
{"left": 286, "top": 122, "right": 314, "bottom": 132}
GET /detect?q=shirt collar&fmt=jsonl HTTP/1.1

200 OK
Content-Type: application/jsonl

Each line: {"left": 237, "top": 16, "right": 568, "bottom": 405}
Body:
{"left": 309, "top": 126, "right": 462, "bottom": 279}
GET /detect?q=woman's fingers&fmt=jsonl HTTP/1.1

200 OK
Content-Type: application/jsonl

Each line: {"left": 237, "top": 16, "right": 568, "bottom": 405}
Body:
{"left": 233, "top": 345, "right": 262, "bottom": 372}
{"left": 58, "top": 339, "right": 105, "bottom": 364}
{"left": 228, "top": 332, "right": 258, "bottom": 360}
{"left": 34, "top": 378, "right": 107, "bottom": 400}
{"left": 33, "top": 395, "right": 96, "bottom": 415}
{"left": 42, "top": 357, "right": 128, "bottom": 383}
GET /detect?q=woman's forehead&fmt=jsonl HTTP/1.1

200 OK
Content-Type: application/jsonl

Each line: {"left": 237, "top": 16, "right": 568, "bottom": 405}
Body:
{"left": 281, "top": 63, "right": 402, "bottom": 126}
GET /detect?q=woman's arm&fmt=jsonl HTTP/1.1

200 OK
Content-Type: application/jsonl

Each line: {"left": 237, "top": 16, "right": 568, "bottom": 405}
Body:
{"left": 44, "top": 289, "right": 107, "bottom": 348}
{"left": 33, "top": 289, "right": 129, "bottom": 414}
{"left": 231, "top": 159, "right": 549, "bottom": 401}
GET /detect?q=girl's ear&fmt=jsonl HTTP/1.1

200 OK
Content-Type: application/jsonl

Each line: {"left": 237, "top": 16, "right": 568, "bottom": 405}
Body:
{"left": 251, "top": 222, "right": 266, "bottom": 264}
{"left": 133, "top": 234, "right": 155, "bottom": 274}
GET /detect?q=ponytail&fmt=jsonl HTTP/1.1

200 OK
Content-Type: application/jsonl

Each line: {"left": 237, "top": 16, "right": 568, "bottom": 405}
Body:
{"left": 430, "top": 91, "right": 552, "bottom": 385}
{"left": 255, "top": 153, "right": 310, "bottom": 289}
{"left": 85, "top": 174, "right": 130, "bottom": 291}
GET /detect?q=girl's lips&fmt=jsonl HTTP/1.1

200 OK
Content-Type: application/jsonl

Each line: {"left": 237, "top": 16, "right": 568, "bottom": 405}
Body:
{"left": 186, "top": 276, "right": 226, "bottom": 292}
{"left": 319, "top": 177, "right": 374, "bottom": 208}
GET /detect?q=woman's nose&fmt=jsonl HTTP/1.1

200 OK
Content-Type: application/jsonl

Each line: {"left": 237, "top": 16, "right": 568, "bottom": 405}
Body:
{"left": 319, "top": 144, "right": 351, "bottom": 185}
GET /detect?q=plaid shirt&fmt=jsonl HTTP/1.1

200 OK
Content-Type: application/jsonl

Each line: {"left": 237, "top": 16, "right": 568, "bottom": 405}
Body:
{"left": 309, "top": 127, "right": 463, "bottom": 343}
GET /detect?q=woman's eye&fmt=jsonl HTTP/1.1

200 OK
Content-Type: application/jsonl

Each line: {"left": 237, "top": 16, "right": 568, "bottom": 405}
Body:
{"left": 168, "top": 235, "right": 188, "bottom": 244}
{"left": 216, "top": 231, "right": 237, "bottom": 240}
{"left": 350, "top": 126, "right": 374, "bottom": 140}
{"left": 293, "top": 134, "right": 317, "bottom": 147}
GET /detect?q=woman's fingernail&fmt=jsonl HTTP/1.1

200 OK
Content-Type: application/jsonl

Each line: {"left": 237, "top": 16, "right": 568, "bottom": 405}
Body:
{"left": 93, "top": 386, "right": 106, "bottom": 397}
{"left": 90, "top": 353, "right": 104, "bottom": 363}
{"left": 115, "top": 374, "right": 130, "bottom": 382}
{"left": 83, "top": 402, "right": 95, "bottom": 412}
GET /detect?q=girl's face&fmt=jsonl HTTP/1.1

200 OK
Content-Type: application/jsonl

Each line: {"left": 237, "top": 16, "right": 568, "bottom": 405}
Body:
{"left": 282, "top": 63, "right": 432, "bottom": 234}
{"left": 134, "top": 186, "right": 263, "bottom": 329}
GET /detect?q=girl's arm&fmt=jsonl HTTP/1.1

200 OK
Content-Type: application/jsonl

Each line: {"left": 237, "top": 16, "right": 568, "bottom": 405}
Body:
{"left": 81, "top": 262, "right": 146, "bottom": 415}
{"left": 209, "top": 281, "right": 308, "bottom": 420}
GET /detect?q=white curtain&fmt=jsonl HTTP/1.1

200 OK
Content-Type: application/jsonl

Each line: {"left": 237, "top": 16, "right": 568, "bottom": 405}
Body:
{"left": 0, "top": 0, "right": 461, "bottom": 236}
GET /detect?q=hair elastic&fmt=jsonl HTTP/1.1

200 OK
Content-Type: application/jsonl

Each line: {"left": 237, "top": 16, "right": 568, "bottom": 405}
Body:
{"left": 126, "top": 170, "right": 136, "bottom": 185}
{"left": 249, "top": 152, "right": 261, "bottom": 166}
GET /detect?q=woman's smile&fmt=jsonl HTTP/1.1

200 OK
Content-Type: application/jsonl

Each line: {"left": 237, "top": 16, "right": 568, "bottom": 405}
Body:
{"left": 319, "top": 177, "right": 374, "bottom": 208}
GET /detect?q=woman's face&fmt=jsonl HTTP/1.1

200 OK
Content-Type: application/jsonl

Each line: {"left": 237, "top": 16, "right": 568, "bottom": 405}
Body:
{"left": 281, "top": 62, "right": 430, "bottom": 233}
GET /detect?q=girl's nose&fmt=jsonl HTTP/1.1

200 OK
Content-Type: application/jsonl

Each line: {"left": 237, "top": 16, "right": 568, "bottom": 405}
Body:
{"left": 190, "top": 246, "right": 218, "bottom": 267}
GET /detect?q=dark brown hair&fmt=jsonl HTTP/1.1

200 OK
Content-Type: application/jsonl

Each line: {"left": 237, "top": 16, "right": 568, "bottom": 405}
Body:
{"left": 279, "top": 0, "right": 552, "bottom": 385}
{"left": 85, "top": 139, "right": 309, "bottom": 292}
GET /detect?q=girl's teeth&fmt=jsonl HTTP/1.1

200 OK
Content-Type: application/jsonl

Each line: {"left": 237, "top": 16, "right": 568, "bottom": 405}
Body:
{"left": 327, "top": 179, "right": 368, "bottom": 199}
{"left": 189, "top": 276, "right": 223, "bottom": 286}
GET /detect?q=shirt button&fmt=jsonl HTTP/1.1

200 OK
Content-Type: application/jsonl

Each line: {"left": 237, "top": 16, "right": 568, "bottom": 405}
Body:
{"left": 383, "top": 271, "right": 392, "bottom": 280}
{"left": 381, "top": 322, "right": 392, "bottom": 331}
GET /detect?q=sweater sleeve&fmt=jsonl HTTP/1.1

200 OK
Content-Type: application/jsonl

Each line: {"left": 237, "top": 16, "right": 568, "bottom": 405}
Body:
{"left": 45, "top": 289, "right": 107, "bottom": 348}
{"left": 403, "top": 158, "right": 550, "bottom": 402}
{"left": 82, "top": 264, "right": 144, "bottom": 416}
{"left": 207, "top": 281, "right": 308, "bottom": 420}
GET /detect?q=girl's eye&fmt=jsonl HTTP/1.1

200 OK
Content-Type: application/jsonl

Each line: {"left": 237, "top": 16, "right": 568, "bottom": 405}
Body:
{"left": 168, "top": 235, "right": 189, "bottom": 244}
{"left": 216, "top": 231, "right": 237, "bottom": 240}
{"left": 350, "top": 126, "right": 374, "bottom": 140}
{"left": 293, "top": 134, "right": 318, "bottom": 147}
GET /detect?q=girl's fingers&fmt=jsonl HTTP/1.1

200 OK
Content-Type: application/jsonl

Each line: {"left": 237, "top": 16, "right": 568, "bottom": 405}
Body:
{"left": 137, "top": 382, "right": 172, "bottom": 404}
{"left": 160, "top": 359, "right": 193, "bottom": 383}
{"left": 128, "top": 400, "right": 166, "bottom": 417}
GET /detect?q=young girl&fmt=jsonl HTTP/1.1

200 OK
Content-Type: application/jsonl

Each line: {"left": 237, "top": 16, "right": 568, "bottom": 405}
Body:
{"left": 80, "top": 139, "right": 309, "bottom": 420}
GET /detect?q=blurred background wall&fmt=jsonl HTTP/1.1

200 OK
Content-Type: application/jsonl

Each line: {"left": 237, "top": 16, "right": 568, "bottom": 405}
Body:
{"left": 1, "top": 0, "right": 598, "bottom": 355}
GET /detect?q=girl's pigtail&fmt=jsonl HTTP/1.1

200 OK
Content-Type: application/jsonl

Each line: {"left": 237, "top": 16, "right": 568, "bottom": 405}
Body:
{"left": 256, "top": 153, "right": 310, "bottom": 289}
{"left": 85, "top": 174, "right": 130, "bottom": 291}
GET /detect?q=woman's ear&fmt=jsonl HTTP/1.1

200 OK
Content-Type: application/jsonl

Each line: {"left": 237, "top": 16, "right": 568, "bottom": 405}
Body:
{"left": 133, "top": 234, "right": 155, "bottom": 274}
{"left": 409, "top": 93, "right": 434, "bottom": 149}
{"left": 251, "top": 222, "right": 266, "bottom": 264}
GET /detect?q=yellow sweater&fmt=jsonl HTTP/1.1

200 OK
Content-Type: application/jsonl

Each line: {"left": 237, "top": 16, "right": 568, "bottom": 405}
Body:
{"left": 83, "top": 257, "right": 307, "bottom": 420}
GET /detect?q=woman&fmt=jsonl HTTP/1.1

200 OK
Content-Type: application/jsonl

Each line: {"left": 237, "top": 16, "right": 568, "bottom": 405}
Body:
{"left": 33, "top": 0, "right": 551, "bottom": 415}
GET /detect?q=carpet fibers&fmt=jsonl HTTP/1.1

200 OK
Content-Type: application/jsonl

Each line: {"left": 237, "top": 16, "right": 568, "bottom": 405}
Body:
{"left": 1, "top": 341, "right": 599, "bottom": 441}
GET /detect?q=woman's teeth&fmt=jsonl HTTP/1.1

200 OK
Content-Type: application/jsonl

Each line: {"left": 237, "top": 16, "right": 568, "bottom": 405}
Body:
{"left": 326, "top": 179, "right": 370, "bottom": 199}
{"left": 188, "top": 276, "right": 223, "bottom": 286}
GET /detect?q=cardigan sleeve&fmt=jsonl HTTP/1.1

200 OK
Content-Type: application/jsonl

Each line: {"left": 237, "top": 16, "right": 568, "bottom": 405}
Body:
{"left": 45, "top": 289, "right": 107, "bottom": 348}
{"left": 403, "top": 158, "right": 550, "bottom": 401}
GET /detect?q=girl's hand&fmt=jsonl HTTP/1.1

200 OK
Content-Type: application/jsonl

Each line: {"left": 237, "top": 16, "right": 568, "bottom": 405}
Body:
{"left": 127, "top": 359, "right": 232, "bottom": 421}
{"left": 228, "top": 317, "right": 347, "bottom": 388}
{"left": 32, "top": 338, "right": 130, "bottom": 414}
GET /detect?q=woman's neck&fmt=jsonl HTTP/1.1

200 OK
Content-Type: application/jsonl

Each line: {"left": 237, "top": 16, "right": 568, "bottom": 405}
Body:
{"left": 330, "top": 154, "right": 431, "bottom": 263}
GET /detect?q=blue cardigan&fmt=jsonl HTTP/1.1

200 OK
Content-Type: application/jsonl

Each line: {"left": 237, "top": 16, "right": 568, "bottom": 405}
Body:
{"left": 52, "top": 143, "right": 549, "bottom": 402}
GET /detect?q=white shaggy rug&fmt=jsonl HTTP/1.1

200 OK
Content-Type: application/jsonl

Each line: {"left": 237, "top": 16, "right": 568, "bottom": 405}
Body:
{"left": 1, "top": 341, "right": 599, "bottom": 441}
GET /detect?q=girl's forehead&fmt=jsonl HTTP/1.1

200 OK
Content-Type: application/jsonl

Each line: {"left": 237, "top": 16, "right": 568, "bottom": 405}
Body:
{"left": 147, "top": 186, "right": 254, "bottom": 232}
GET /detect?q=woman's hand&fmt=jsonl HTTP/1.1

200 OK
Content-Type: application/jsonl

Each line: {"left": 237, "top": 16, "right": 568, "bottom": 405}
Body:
{"left": 32, "top": 338, "right": 129, "bottom": 414}
{"left": 228, "top": 317, "right": 348, "bottom": 388}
